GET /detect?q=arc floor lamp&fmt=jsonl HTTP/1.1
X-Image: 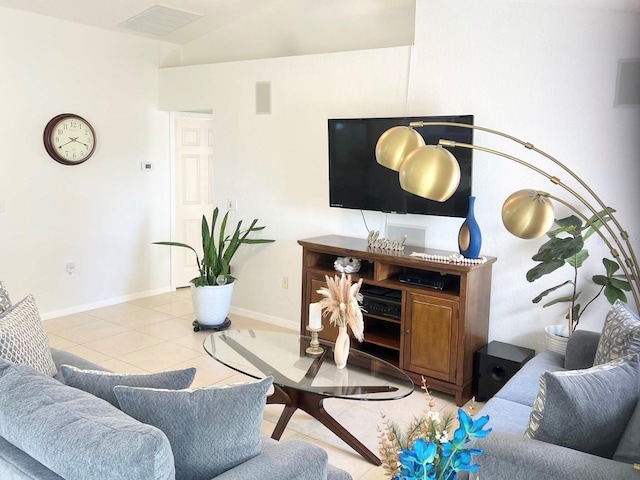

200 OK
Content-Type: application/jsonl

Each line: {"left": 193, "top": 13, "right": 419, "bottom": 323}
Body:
{"left": 374, "top": 122, "right": 639, "bottom": 313}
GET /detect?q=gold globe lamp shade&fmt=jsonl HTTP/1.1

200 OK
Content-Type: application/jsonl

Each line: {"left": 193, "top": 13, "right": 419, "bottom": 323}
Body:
{"left": 375, "top": 126, "right": 425, "bottom": 171}
{"left": 399, "top": 145, "right": 461, "bottom": 202}
{"left": 501, "top": 189, "right": 555, "bottom": 239}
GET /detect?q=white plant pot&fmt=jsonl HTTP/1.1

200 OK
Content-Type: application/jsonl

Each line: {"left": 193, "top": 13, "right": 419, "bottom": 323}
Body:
{"left": 545, "top": 324, "right": 569, "bottom": 355}
{"left": 190, "top": 282, "right": 234, "bottom": 326}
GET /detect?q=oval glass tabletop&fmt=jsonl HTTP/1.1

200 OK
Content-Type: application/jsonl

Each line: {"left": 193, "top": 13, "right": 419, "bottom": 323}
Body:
{"left": 203, "top": 329, "right": 414, "bottom": 401}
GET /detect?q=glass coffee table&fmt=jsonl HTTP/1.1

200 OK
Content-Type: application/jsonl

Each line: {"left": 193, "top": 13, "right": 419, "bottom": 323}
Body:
{"left": 204, "top": 329, "right": 414, "bottom": 465}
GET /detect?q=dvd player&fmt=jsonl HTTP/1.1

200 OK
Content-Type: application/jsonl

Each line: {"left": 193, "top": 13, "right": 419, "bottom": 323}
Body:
{"left": 398, "top": 272, "right": 457, "bottom": 290}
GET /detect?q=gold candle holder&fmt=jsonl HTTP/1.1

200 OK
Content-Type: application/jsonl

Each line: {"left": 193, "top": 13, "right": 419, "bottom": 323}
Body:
{"left": 306, "top": 325, "right": 324, "bottom": 356}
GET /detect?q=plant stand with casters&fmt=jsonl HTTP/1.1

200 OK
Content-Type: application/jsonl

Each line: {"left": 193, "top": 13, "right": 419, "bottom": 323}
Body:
{"left": 192, "top": 318, "right": 231, "bottom": 332}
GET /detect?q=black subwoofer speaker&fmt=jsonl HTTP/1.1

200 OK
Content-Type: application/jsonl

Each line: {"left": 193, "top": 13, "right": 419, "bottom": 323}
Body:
{"left": 474, "top": 341, "right": 535, "bottom": 402}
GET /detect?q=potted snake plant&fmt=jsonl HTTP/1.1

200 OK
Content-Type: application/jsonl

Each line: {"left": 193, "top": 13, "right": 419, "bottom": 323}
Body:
{"left": 154, "top": 207, "right": 274, "bottom": 326}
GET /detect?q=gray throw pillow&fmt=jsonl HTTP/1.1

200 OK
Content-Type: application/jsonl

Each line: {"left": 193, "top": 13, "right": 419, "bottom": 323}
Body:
{"left": 0, "top": 295, "right": 57, "bottom": 376}
{"left": 0, "top": 358, "right": 175, "bottom": 480}
{"left": 593, "top": 300, "right": 640, "bottom": 365}
{"left": 61, "top": 364, "right": 197, "bottom": 407}
{"left": 525, "top": 354, "right": 640, "bottom": 458}
{"left": 0, "top": 281, "right": 11, "bottom": 313}
{"left": 613, "top": 397, "right": 640, "bottom": 464}
{"left": 114, "top": 376, "right": 273, "bottom": 480}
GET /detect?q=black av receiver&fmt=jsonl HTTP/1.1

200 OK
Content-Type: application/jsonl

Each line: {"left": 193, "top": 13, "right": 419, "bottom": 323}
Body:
{"left": 360, "top": 286, "right": 401, "bottom": 320}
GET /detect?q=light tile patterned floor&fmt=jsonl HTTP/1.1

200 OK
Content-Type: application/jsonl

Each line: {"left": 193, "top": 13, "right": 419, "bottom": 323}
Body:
{"left": 44, "top": 290, "right": 479, "bottom": 480}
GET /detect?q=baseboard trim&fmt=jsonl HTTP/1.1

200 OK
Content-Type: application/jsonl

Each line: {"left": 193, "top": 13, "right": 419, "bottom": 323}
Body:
{"left": 40, "top": 287, "right": 173, "bottom": 321}
{"left": 229, "top": 306, "right": 297, "bottom": 331}
{"left": 41, "top": 288, "right": 297, "bottom": 332}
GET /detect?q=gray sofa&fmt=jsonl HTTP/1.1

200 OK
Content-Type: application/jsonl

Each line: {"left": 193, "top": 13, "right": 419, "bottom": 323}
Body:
{"left": 0, "top": 348, "right": 352, "bottom": 480}
{"left": 473, "top": 330, "right": 639, "bottom": 480}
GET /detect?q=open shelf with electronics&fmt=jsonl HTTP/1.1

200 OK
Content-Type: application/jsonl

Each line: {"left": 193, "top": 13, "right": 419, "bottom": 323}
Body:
{"left": 298, "top": 234, "right": 496, "bottom": 406}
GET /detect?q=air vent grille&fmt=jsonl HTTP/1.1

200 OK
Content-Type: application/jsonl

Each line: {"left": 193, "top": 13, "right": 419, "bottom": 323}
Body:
{"left": 117, "top": 4, "right": 203, "bottom": 36}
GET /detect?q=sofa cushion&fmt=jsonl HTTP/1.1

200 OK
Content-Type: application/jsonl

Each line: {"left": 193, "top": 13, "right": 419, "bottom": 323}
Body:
{"left": 0, "top": 281, "right": 11, "bottom": 313}
{"left": 0, "top": 436, "right": 65, "bottom": 480}
{"left": 494, "top": 349, "right": 565, "bottom": 407}
{"left": 524, "top": 354, "right": 639, "bottom": 458}
{"left": 51, "top": 348, "right": 110, "bottom": 382}
{"left": 473, "top": 396, "right": 533, "bottom": 435}
{"left": 564, "top": 330, "right": 601, "bottom": 370}
{"left": 115, "top": 376, "right": 273, "bottom": 480}
{"left": 613, "top": 397, "right": 640, "bottom": 464}
{"left": 593, "top": 300, "right": 640, "bottom": 365}
{"left": 0, "top": 295, "right": 56, "bottom": 376}
{"left": 0, "top": 357, "right": 175, "bottom": 480}
{"left": 61, "top": 364, "right": 196, "bottom": 407}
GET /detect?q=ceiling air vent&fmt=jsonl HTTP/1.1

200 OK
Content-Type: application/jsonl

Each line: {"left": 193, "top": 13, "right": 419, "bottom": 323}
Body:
{"left": 117, "top": 4, "right": 203, "bottom": 36}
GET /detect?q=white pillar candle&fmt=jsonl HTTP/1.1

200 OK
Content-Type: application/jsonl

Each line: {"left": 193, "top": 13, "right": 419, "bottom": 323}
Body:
{"left": 308, "top": 302, "right": 322, "bottom": 329}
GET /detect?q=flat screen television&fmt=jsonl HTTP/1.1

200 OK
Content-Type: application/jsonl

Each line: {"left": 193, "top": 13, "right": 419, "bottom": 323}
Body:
{"left": 328, "top": 115, "right": 473, "bottom": 217}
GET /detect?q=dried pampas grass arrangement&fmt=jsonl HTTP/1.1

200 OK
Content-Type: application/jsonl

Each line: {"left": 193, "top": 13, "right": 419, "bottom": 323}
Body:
{"left": 316, "top": 273, "right": 365, "bottom": 342}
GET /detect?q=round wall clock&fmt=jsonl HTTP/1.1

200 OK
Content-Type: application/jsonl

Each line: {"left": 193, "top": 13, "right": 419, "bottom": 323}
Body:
{"left": 43, "top": 113, "right": 96, "bottom": 165}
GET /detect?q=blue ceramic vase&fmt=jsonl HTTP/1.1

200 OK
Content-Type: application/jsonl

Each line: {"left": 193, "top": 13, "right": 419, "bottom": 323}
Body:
{"left": 458, "top": 196, "right": 482, "bottom": 259}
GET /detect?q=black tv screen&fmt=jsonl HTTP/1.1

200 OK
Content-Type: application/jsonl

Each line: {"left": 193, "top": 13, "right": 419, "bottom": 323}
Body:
{"left": 328, "top": 115, "right": 473, "bottom": 217}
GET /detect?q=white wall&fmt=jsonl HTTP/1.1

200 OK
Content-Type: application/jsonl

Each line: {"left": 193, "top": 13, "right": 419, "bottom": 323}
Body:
{"left": 160, "top": 0, "right": 640, "bottom": 351}
{"left": 161, "top": 46, "right": 415, "bottom": 326}
{"left": 0, "top": 7, "right": 180, "bottom": 318}
{"left": 409, "top": 0, "right": 640, "bottom": 349}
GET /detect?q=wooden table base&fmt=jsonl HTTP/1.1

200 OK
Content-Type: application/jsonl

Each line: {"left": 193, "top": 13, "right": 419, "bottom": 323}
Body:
{"left": 267, "top": 384, "right": 381, "bottom": 466}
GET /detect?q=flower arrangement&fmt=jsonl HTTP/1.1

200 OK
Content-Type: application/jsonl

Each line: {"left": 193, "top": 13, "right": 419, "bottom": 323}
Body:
{"left": 316, "top": 273, "right": 364, "bottom": 341}
{"left": 378, "top": 379, "right": 491, "bottom": 480}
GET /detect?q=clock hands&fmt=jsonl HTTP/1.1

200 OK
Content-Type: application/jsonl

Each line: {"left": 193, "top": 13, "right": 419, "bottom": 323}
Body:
{"left": 57, "top": 137, "right": 76, "bottom": 148}
{"left": 57, "top": 137, "right": 89, "bottom": 149}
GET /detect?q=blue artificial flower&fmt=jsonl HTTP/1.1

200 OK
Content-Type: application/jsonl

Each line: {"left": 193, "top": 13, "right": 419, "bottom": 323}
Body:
{"left": 450, "top": 451, "right": 481, "bottom": 473}
{"left": 441, "top": 440, "right": 455, "bottom": 459}
{"left": 398, "top": 438, "right": 438, "bottom": 479}
{"left": 393, "top": 408, "right": 491, "bottom": 480}
{"left": 457, "top": 408, "right": 492, "bottom": 439}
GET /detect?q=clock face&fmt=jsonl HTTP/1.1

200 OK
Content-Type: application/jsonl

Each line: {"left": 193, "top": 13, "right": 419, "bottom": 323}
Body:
{"left": 44, "top": 114, "right": 96, "bottom": 165}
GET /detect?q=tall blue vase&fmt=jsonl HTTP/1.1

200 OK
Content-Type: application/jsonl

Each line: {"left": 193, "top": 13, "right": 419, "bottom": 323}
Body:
{"left": 458, "top": 196, "right": 482, "bottom": 259}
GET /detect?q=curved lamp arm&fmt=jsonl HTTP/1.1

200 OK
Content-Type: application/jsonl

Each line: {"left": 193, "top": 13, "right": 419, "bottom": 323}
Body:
{"left": 411, "top": 121, "right": 639, "bottom": 280}
{"left": 376, "top": 122, "right": 639, "bottom": 312}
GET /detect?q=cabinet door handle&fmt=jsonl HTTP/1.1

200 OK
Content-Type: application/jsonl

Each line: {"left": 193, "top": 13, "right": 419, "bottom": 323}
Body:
{"left": 405, "top": 329, "right": 410, "bottom": 334}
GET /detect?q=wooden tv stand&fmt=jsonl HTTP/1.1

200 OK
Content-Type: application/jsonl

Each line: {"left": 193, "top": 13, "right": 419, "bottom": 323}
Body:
{"left": 298, "top": 235, "right": 496, "bottom": 406}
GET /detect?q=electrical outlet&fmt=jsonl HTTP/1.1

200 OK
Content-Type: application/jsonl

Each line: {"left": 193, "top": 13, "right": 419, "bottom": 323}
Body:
{"left": 66, "top": 262, "right": 75, "bottom": 277}
{"left": 281, "top": 276, "right": 289, "bottom": 289}
{"left": 227, "top": 199, "right": 238, "bottom": 211}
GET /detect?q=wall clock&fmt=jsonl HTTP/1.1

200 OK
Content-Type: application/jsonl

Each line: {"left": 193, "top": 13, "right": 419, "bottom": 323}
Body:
{"left": 43, "top": 114, "right": 96, "bottom": 165}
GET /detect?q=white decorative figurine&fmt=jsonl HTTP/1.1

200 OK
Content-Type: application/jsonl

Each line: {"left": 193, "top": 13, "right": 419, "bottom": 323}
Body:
{"left": 334, "top": 257, "right": 361, "bottom": 274}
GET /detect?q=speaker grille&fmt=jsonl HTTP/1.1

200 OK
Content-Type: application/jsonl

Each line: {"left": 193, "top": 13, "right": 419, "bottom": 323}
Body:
{"left": 615, "top": 58, "right": 640, "bottom": 107}
{"left": 256, "top": 81, "right": 272, "bottom": 115}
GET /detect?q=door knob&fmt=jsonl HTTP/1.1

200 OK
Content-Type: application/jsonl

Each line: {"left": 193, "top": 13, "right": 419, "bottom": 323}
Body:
{"left": 405, "top": 329, "right": 410, "bottom": 334}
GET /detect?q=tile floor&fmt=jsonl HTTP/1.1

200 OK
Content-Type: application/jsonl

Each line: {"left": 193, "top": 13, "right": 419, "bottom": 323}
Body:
{"left": 44, "top": 289, "right": 480, "bottom": 480}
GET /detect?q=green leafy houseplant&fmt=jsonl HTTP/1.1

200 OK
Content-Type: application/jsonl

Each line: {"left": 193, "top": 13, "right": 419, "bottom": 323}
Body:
{"left": 154, "top": 207, "right": 274, "bottom": 287}
{"left": 527, "top": 211, "right": 631, "bottom": 333}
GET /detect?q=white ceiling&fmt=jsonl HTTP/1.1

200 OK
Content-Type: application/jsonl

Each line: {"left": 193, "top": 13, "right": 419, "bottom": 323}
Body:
{"left": 0, "top": 0, "right": 417, "bottom": 63}
{"left": 0, "top": 0, "right": 637, "bottom": 63}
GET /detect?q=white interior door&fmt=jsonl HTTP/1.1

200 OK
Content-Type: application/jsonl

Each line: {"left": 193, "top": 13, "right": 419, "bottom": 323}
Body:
{"left": 172, "top": 113, "right": 214, "bottom": 289}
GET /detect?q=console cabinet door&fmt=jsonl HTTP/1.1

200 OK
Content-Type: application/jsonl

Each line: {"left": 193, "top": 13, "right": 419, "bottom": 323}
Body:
{"left": 403, "top": 293, "right": 459, "bottom": 382}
